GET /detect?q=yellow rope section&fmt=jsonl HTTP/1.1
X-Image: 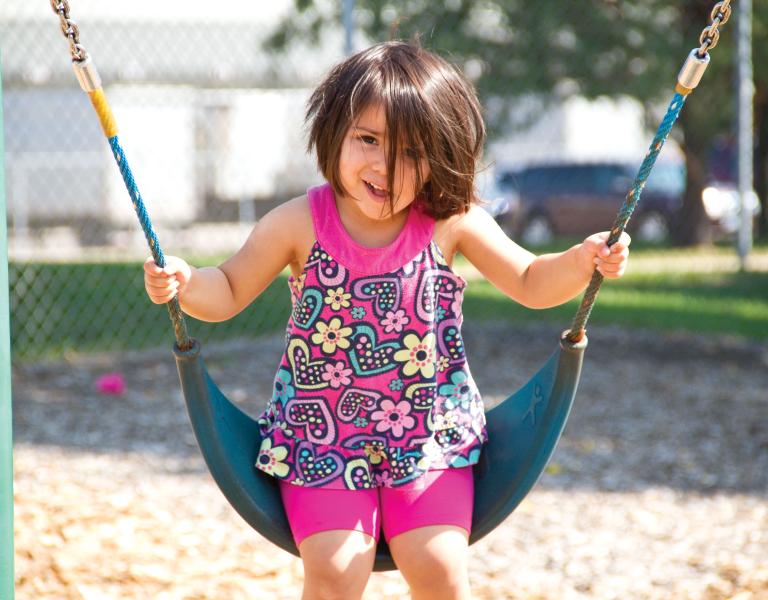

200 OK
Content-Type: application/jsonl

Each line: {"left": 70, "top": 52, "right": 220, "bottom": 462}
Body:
{"left": 88, "top": 89, "right": 118, "bottom": 138}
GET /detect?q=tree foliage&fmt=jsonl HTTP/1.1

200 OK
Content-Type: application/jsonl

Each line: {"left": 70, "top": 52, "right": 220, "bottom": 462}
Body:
{"left": 269, "top": 0, "right": 765, "bottom": 243}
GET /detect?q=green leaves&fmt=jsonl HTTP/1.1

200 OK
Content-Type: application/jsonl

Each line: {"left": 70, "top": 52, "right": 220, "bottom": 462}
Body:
{"left": 266, "top": 0, "right": 765, "bottom": 243}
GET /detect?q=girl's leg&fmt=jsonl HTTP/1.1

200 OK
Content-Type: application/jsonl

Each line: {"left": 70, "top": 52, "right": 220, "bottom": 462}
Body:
{"left": 389, "top": 525, "right": 471, "bottom": 600}
{"left": 298, "top": 530, "right": 377, "bottom": 600}
{"left": 381, "top": 468, "right": 474, "bottom": 600}
{"left": 280, "top": 481, "right": 380, "bottom": 600}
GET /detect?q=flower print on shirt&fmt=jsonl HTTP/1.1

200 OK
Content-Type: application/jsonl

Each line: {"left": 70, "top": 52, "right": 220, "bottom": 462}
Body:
{"left": 371, "top": 399, "right": 416, "bottom": 439}
{"left": 321, "top": 360, "right": 352, "bottom": 389}
{"left": 439, "top": 370, "right": 472, "bottom": 410}
{"left": 311, "top": 317, "right": 353, "bottom": 354}
{"left": 417, "top": 438, "right": 443, "bottom": 469}
{"left": 431, "top": 410, "right": 458, "bottom": 433}
{"left": 272, "top": 419, "right": 296, "bottom": 438}
{"left": 380, "top": 308, "right": 410, "bottom": 333}
{"left": 394, "top": 332, "right": 436, "bottom": 378}
{"left": 255, "top": 184, "right": 487, "bottom": 490}
{"left": 256, "top": 438, "right": 290, "bottom": 477}
{"left": 374, "top": 470, "right": 394, "bottom": 487}
{"left": 257, "top": 402, "right": 278, "bottom": 430}
{"left": 324, "top": 287, "right": 351, "bottom": 311}
{"left": 364, "top": 443, "right": 387, "bottom": 465}
{"left": 273, "top": 368, "right": 295, "bottom": 406}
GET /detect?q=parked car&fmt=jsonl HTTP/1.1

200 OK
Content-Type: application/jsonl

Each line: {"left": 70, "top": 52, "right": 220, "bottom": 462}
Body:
{"left": 496, "top": 161, "right": 760, "bottom": 245}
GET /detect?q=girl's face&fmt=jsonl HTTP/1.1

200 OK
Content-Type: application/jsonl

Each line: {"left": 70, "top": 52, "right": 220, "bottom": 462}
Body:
{"left": 337, "top": 103, "right": 429, "bottom": 221}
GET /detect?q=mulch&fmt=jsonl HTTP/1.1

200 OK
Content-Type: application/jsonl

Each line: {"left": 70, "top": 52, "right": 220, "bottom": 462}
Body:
{"left": 11, "top": 321, "right": 768, "bottom": 599}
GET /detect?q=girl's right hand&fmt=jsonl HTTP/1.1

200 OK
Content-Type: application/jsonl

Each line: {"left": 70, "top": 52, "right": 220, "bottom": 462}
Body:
{"left": 143, "top": 256, "right": 193, "bottom": 304}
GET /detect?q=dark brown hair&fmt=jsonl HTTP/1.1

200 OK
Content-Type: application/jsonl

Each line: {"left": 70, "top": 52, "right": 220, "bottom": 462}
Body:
{"left": 306, "top": 40, "right": 485, "bottom": 219}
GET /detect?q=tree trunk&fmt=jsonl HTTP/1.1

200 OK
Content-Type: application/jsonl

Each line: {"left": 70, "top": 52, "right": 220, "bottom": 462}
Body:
{"left": 674, "top": 145, "right": 711, "bottom": 246}
{"left": 673, "top": 108, "right": 712, "bottom": 246}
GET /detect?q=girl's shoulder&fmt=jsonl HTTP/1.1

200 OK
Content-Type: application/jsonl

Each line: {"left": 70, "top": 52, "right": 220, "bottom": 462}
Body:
{"left": 432, "top": 203, "right": 489, "bottom": 266}
{"left": 272, "top": 193, "right": 311, "bottom": 219}
{"left": 265, "top": 194, "right": 316, "bottom": 276}
{"left": 267, "top": 194, "right": 314, "bottom": 235}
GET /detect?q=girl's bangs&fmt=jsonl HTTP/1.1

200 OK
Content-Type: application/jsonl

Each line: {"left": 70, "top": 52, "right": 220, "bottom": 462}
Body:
{"left": 349, "top": 69, "right": 426, "bottom": 153}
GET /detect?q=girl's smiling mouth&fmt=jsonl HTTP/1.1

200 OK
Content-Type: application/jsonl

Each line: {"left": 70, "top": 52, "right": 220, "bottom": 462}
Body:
{"left": 364, "top": 179, "right": 388, "bottom": 201}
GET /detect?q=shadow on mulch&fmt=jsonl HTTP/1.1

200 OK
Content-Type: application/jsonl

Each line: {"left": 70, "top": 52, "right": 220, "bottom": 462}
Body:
{"left": 11, "top": 322, "right": 768, "bottom": 495}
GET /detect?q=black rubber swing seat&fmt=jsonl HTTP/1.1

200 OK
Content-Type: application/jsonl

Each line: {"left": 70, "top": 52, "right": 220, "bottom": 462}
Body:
{"left": 173, "top": 331, "right": 587, "bottom": 572}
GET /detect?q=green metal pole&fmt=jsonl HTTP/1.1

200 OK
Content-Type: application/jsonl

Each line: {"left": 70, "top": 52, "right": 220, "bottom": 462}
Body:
{"left": 0, "top": 52, "right": 15, "bottom": 599}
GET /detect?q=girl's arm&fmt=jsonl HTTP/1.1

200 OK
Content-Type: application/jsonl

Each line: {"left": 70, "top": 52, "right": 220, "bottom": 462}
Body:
{"left": 456, "top": 204, "right": 630, "bottom": 309}
{"left": 144, "top": 195, "right": 310, "bottom": 322}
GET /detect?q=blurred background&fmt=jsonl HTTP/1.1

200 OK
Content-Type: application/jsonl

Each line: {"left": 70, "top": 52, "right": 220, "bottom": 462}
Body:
{"left": 3, "top": 3, "right": 768, "bottom": 599}
{"left": 1, "top": 0, "right": 766, "bottom": 357}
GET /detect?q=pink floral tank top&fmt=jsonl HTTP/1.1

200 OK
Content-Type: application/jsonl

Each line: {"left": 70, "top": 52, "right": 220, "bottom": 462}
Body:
{"left": 255, "top": 183, "right": 487, "bottom": 489}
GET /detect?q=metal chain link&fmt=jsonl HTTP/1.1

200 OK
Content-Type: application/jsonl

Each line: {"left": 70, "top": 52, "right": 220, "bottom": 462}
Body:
{"left": 50, "top": 0, "right": 88, "bottom": 62}
{"left": 697, "top": 0, "right": 732, "bottom": 55}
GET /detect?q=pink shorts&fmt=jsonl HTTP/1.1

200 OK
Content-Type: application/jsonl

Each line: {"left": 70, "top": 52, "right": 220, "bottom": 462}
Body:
{"left": 279, "top": 467, "right": 474, "bottom": 546}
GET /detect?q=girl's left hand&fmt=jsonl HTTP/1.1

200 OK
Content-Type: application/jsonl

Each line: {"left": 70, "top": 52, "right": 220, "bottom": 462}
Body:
{"left": 580, "top": 231, "right": 631, "bottom": 279}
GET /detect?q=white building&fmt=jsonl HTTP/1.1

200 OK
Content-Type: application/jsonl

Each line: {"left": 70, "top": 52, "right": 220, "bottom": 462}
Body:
{"left": 488, "top": 94, "right": 682, "bottom": 173}
{"left": 1, "top": 1, "right": 343, "bottom": 257}
{"left": 1, "top": 1, "right": 672, "bottom": 257}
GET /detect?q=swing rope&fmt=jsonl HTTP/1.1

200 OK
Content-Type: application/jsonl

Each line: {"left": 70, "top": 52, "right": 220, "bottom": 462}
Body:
{"left": 567, "top": 91, "right": 687, "bottom": 342}
{"left": 566, "top": 0, "right": 731, "bottom": 344}
{"left": 50, "top": 0, "right": 192, "bottom": 351}
{"left": 108, "top": 136, "right": 192, "bottom": 350}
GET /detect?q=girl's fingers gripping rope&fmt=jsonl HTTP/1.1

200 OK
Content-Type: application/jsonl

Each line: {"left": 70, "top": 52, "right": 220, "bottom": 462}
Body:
{"left": 581, "top": 231, "right": 631, "bottom": 279}
{"left": 593, "top": 234, "right": 631, "bottom": 279}
{"left": 143, "top": 256, "right": 185, "bottom": 304}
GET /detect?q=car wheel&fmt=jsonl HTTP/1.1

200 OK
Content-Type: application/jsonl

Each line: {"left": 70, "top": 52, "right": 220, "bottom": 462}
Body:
{"left": 633, "top": 210, "right": 670, "bottom": 243}
{"left": 519, "top": 213, "right": 555, "bottom": 246}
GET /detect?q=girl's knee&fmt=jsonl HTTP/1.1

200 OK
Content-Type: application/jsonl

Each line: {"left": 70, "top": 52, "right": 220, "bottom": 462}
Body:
{"left": 390, "top": 525, "right": 470, "bottom": 596}
{"left": 299, "top": 530, "right": 376, "bottom": 600}
{"left": 404, "top": 558, "right": 468, "bottom": 593}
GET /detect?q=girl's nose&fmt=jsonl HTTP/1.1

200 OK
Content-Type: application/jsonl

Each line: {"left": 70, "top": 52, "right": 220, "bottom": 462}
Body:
{"left": 369, "top": 147, "right": 386, "bottom": 173}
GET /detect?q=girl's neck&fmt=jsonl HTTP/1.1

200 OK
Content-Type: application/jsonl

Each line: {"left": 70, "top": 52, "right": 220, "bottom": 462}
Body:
{"left": 335, "top": 195, "right": 411, "bottom": 249}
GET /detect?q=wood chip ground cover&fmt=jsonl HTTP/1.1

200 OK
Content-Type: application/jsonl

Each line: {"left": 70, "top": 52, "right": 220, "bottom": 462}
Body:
{"left": 11, "top": 322, "right": 768, "bottom": 599}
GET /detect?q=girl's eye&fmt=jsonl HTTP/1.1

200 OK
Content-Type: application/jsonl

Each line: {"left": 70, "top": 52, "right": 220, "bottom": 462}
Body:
{"left": 360, "top": 135, "right": 377, "bottom": 145}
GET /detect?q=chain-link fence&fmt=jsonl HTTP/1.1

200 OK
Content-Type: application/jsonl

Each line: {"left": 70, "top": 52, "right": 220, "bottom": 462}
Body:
{"left": 1, "top": 1, "right": 353, "bottom": 361}
{"left": 2, "top": 1, "right": 743, "bottom": 362}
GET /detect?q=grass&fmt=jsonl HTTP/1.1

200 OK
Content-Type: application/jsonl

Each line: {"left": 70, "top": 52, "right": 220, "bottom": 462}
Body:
{"left": 463, "top": 270, "right": 768, "bottom": 340}
{"left": 458, "top": 241, "right": 768, "bottom": 340}
{"left": 9, "top": 243, "right": 768, "bottom": 361}
{"left": 9, "top": 262, "right": 291, "bottom": 361}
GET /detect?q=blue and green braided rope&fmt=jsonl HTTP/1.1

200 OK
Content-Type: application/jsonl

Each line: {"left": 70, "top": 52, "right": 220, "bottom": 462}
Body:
{"left": 108, "top": 136, "right": 192, "bottom": 350}
{"left": 566, "top": 92, "right": 688, "bottom": 343}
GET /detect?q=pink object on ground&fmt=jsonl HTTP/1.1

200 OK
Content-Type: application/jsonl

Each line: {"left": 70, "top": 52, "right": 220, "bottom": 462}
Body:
{"left": 96, "top": 372, "right": 126, "bottom": 395}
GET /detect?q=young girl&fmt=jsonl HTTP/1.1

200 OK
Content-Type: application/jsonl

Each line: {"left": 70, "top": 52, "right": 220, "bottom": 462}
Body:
{"left": 144, "top": 41, "right": 630, "bottom": 600}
